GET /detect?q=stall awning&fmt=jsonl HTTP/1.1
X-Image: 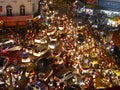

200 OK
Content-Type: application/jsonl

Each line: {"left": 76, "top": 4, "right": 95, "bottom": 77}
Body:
{"left": 5, "top": 21, "right": 17, "bottom": 26}
{"left": 0, "top": 15, "right": 33, "bottom": 26}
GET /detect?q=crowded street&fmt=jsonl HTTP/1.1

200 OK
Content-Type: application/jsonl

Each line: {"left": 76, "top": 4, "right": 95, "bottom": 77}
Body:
{"left": 0, "top": 0, "right": 120, "bottom": 90}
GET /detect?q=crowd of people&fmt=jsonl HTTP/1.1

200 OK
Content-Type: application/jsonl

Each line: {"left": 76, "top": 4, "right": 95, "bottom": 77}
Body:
{"left": 23, "top": 0, "right": 120, "bottom": 89}
{"left": 0, "top": 0, "right": 120, "bottom": 90}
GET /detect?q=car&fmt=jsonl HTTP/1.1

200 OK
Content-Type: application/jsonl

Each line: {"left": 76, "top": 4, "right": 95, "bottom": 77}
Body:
{"left": 7, "top": 45, "right": 22, "bottom": 52}
{"left": 46, "top": 27, "right": 57, "bottom": 36}
{"left": 48, "top": 41, "right": 60, "bottom": 50}
{"left": 6, "top": 43, "right": 22, "bottom": 52}
{"left": 21, "top": 57, "right": 31, "bottom": 63}
{"left": 0, "top": 39, "right": 14, "bottom": 46}
{"left": 91, "top": 24, "right": 98, "bottom": 28}
{"left": 25, "top": 62, "right": 37, "bottom": 77}
{"left": 36, "top": 58, "right": 53, "bottom": 82}
{"left": 34, "top": 35, "right": 48, "bottom": 44}
{"left": 38, "top": 67, "right": 53, "bottom": 81}
{"left": 21, "top": 51, "right": 31, "bottom": 63}
{"left": 1, "top": 43, "right": 22, "bottom": 52}
{"left": 48, "top": 35, "right": 58, "bottom": 42}
{"left": 58, "top": 25, "right": 64, "bottom": 31}
{"left": 57, "top": 25, "right": 65, "bottom": 35}
{"left": 33, "top": 45, "right": 49, "bottom": 57}
{"left": 53, "top": 57, "right": 63, "bottom": 65}
{"left": 0, "top": 56, "right": 9, "bottom": 74}
{"left": 64, "top": 84, "right": 81, "bottom": 90}
{"left": 55, "top": 68, "right": 74, "bottom": 83}
{"left": 25, "top": 44, "right": 37, "bottom": 54}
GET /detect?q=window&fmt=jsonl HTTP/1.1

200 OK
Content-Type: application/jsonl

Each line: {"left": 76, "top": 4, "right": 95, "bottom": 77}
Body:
{"left": 20, "top": 5, "right": 25, "bottom": 15}
{"left": 6, "top": 5, "right": 12, "bottom": 16}
{"left": 32, "top": 3, "right": 35, "bottom": 12}
{"left": 0, "top": 6, "right": 2, "bottom": 12}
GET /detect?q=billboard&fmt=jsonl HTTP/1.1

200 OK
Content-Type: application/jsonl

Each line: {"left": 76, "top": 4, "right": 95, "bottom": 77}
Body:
{"left": 98, "top": 0, "right": 120, "bottom": 11}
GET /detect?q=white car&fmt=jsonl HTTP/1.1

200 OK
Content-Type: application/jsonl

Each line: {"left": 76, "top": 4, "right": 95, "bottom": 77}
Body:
{"left": 48, "top": 35, "right": 58, "bottom": 42}
{"left": 0, "top": 39, "right": 14, "bottom": 46}
{"left": 48, "top": 41, "right": 60, "bottom": 50}
{"left": 1, "top": 43, "right": 22, "bottom": 52}
{"left": 7, "top": 45, "right": 22, "bottom": 52}
{"left": 25, "top": 45, "right": 37, "bottom": 54}
{"left": 91, "top": 25, "right": 98, "bottom": 28}
{"left": 46, "top": 28, "right": 57, "bottom": 36}
{"left": 34, "top": 36, "right": 48, "bottom": 44}
{"left": 21, "top": 57, "right": 31, "bottom": 63}
{"left": 58, "top": 26, "right": 64, "bottom": 30}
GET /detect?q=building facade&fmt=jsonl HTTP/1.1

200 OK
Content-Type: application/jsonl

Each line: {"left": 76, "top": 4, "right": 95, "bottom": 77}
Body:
{"left": 0, "top": 0, "right": 39, "bottom": 16}
{"left": 0, "top": 0, "right": 39, "bottom": 26}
